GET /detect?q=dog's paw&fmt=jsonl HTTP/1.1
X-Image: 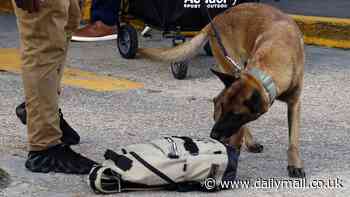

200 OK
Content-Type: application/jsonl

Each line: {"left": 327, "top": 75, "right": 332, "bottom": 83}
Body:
{"left": 247, "top": 143, "right": 264, "bottom": 153}
{"left": 287, "top": 166, "right": 306, "bottom": 178}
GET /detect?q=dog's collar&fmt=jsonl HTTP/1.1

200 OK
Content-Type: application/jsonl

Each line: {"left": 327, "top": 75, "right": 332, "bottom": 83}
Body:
{"left": 247, "top": 67, "right": 277, "bottom": 105}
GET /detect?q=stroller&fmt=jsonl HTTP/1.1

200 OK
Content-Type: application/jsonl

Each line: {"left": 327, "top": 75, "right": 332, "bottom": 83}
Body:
{"left": 117, "top": 0, "right": 260, "bottom": 79}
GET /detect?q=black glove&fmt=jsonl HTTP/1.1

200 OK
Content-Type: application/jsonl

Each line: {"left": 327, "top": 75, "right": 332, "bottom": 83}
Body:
{"left": 14, "top": 0, "right": 41, "bottom": 13}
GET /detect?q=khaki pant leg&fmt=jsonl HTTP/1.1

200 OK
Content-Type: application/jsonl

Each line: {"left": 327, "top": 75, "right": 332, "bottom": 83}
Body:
{"left": 57, "top": 0, "right": 81, "bottom": 95}
{"left": 67, "top": 0, "right": 81, "bottom": 34}
{"left": 13, "top": 0, "right": 71, "bottom": 151}
{"left": 56, "top": 38, "right": 69, "bottom": 96}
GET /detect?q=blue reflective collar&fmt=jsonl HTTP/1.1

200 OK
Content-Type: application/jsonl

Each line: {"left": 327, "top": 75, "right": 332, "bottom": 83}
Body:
{"left": 247, "top": 67, "right": 277, "bottom": 105}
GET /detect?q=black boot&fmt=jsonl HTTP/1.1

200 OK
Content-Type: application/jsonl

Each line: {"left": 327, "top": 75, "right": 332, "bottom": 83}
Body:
{"left": 25, "top": 144, "right": 97, "bottom": 174}
{"left": 16, "top": 102, "right": 80, "bottom": 145}
{"left": 15, "top": 102, "right": 27, "bottom": 124}
{"left": 59, "top": 109, "right": 81, "bottom": 145}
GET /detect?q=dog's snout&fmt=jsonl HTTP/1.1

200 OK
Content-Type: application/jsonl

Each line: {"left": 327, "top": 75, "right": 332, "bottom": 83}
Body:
{"left": 211, "top": 122, "right": 222, "bottom": 140}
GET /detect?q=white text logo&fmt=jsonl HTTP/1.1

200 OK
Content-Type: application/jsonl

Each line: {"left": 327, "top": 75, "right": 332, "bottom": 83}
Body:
{"left": 184, "top": 0, "right": 236, "bottom": 9}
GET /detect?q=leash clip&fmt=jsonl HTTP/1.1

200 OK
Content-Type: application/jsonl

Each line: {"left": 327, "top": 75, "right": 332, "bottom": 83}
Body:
{"left": 225, "top": 56, "right": 242, "bottom": 78}
{"left": 225, "top": 56, "right": 242, "bottom": 72}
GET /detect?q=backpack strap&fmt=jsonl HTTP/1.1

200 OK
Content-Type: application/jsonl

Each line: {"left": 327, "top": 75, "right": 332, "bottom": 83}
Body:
{"left": 130, "top": 151, "right": 209, "bottom": 192}
{"left": 129, "top": 151, "right": 178, "bottom": 189}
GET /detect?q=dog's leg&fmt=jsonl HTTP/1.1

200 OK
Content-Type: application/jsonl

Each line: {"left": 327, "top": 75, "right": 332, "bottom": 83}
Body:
{"left": 287, "top": 98, "right": 305, "bottom": 178}
{"left": 242, "top": 126, "right": 264, "bottom": 153}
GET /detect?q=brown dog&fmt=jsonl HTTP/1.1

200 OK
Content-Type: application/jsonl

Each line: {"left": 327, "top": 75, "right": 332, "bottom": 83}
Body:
{"left": 138, "top": 3, "right": 305, "bottom": 178}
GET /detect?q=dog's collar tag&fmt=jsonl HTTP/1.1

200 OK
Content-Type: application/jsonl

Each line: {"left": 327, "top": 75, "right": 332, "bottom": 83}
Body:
{"left": 247, "top": 68, "right": 277, "bottom": 105}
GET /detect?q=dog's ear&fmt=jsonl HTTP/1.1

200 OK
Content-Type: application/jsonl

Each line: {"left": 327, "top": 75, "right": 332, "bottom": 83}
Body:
{"left": 210, "top": 68, "right": 238, "bottom": 88}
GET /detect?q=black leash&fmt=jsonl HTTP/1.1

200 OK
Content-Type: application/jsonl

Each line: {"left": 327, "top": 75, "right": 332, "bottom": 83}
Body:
{"left": 129, "top": 152, "right": 178, "bottom": 188}
{"left": 202, "top": 2, "right": 242, "bottom": 72}
{"left": 204, "top": 4, "right": 229, "bottom": 58}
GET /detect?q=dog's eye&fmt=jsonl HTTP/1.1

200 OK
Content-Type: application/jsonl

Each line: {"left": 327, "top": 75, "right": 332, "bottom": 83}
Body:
{"left": 244, "top": 91, "right": 262, "bottom": 114}
{"left": 244, "top": 100, "right": 257, "bottom": 114}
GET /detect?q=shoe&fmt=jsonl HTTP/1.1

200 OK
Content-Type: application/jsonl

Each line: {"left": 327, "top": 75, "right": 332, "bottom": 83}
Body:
{"left": 59, "top": 109, "right": 81, "bottom": 145}
{"left": 25, "top": 144, "right": 97, "bottom": 174}
{"left": 15, "top": 102, "right": 80, "bottom": 145}
{"left": 71, "top": 21, "right": 118, "bottom": 42}
{"left": 15, "top": 102, "right": 26, "bottom": 124}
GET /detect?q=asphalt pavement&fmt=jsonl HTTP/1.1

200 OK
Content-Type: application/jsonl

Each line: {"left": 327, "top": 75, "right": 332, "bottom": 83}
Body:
{"left": 1, "top": 13, "right": 350, "bottom": 197}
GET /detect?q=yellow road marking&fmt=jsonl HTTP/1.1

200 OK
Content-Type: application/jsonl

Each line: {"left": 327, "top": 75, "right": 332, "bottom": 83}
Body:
{"left": 303, "top": 36, "right": 350, "bottom": 49}
{"left": 0, "top": 0, "right": 12, "bottom": 13}
{"left": 291, "top": 15, "right": 350, "bottom": 26}
{"left": 0, "top": 48, "right": 144, "bottom": 91}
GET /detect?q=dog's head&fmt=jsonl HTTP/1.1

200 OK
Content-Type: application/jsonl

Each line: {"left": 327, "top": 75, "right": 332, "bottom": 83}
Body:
{"left": 210, "top": 69, "right": 270, "bottom": 141}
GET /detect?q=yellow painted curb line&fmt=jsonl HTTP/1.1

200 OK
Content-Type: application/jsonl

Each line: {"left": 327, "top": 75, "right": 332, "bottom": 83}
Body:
{"left": 0, "top": 1, "right": 12, "bottom": 13}
{"left": 81, "top": 0, "right": 92, "bottom": 22}
{"left": 303, "top": 36, "right": 350, "bottom": 49}
{"left": 0, "top": 48, "right": 144, "bottom": 92}
{"left": 291, "top": 15, "right": 350, "bottom": 26}
{"left": 291, "top": 15, "right": 350, "bottom": 49}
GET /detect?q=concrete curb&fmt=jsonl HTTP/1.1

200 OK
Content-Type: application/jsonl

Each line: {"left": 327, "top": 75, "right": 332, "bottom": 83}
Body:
{"left": 1, "top": 2, "right": 350, "bottom": 49}
{"left": 291, "top": 15, "right": 350, "bottom": 49}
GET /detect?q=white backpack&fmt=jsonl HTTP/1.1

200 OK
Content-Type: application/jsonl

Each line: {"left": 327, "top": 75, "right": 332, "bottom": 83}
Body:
{"left": 88, "top": 136, "right": 240, "bottom": 194}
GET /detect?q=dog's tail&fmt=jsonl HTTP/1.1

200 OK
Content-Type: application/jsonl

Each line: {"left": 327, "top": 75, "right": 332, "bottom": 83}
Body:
{"left": 138, "top": 26, "right": 210, "bottom": 62}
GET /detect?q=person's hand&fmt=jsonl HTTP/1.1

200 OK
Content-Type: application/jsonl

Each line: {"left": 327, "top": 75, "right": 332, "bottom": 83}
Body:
{"left": 14, "top": 0, "right": 45, "bottom": 13}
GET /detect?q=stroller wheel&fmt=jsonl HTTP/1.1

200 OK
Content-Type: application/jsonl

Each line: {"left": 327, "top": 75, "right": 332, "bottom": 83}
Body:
{"left": 171, "top": 61, "right": 188, "bottom": 80}
{"left": 204, "top": 42, "right": 213, "bottom": 56}
{"left": 117, "top": 25, "right": 138, "bottom": 59}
